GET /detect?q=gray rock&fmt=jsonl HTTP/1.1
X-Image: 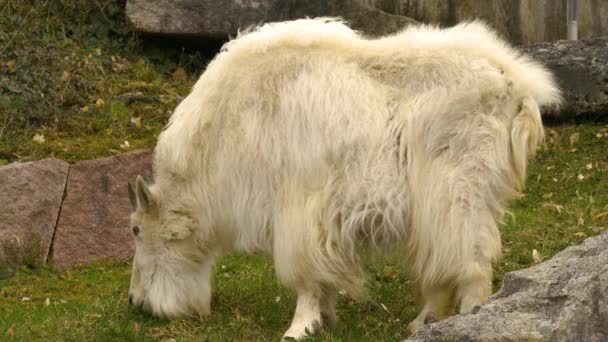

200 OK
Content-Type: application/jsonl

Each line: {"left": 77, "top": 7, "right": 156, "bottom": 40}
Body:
{"left": 50, "top": 149, "right": 153, "bottom": 269}
{"left": 378, "top": 0, "right": 608, "bottom": 45}
{"left": 0, "top": 158, "right": 68, "bottom": 266}
{"left": 406, "top": 232, "right": 608, "bottom": 342}
{"left": 125, "top": 0, "right": 417, "bottom": 39}
{"left": 520, "top": 38, "right": 608, "bottom": 118}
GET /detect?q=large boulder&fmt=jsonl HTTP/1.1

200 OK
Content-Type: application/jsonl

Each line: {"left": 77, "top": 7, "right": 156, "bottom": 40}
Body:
{"left": 50, "top": 149, "right": 153, "bottom": 269}
{"left": 383, "top": 0, "right": 608, "bottom": 45}
{"left": 125, "top": 0, "right": 417, "bottom": 39}
{"left": 0, "top": 159, "right": 69, "bottom": 266}
{"left": 521, "top": 37, "right": 608, "bottom": 118}
{"left": 125, "top": 0, "right": 608, "bottom": 45}
{"left": 406, "top": 232, "right": 608, "bottom": 342}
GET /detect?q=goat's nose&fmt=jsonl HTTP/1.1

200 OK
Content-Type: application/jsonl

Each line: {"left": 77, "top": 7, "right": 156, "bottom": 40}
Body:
{"left": 129, "top": 294, "right": 134, "bottom": 305}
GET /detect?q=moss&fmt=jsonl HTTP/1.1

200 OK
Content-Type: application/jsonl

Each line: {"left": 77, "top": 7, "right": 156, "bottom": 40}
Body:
{"left": 0, "top": 0, "right": 208, "bottom": 163}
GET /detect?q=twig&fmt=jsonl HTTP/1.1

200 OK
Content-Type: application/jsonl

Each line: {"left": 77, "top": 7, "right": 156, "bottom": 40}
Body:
{"left": 93, "top": 0, "right": 111, "bottom": 24}
{"left": 0, "top": 0, "right": 44, "bottom": 55}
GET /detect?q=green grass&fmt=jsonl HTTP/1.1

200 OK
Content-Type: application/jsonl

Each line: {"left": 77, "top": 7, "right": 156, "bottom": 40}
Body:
{"left": 1, "top": 1, "right": 608, "bottom": 341}
{"left": 0, "top": 0, "right": 210, "bottom": 163}
{"left": 1, "top": 122, "right": 607, "bottom": 341}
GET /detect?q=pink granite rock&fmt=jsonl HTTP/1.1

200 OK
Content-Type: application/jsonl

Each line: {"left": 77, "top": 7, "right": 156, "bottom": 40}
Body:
{"left": 51, "top": 149, "right": 153, "bottom": 269}
{"left": 0, "top": 158, "right": 69, "bottom": 266}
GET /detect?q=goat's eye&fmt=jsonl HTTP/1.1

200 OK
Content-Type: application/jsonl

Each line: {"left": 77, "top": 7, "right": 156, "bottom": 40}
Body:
{"left": 132, "top": 226, "right": 140, "bottom": 236}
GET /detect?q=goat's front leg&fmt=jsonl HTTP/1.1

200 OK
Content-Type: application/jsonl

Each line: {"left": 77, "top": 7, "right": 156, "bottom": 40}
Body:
{"left": 282, "top": 288, "right": 322, "bottom": 340}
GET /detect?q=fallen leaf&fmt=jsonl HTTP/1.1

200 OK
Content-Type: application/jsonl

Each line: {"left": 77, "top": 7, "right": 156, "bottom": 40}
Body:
{"left": 532, "top": 249, "right": 542, "bottom": 264}
{"left": 578, "top": 217, "right": 585, "bottom": 226}
{"left": 593, "top": 212, "right": 608, "bottom": 220}
{"left": 61, "top": 70, "right": 70, "bottom": 81}
{"left": 275, "top": 296, "right": 281, "bottom": 302}
{"left": 543, "top": 203, "right": 563, "bottom": 214}
{"left": 548, "top": 129, "right": 560, "bottom": 146}
{"left": 574, "top": 232, "right": 587, "bottom": 239}
{"left": 6, "top": 324, "right": 15, "bottom": 337}
{"left": 569, "top": 132, "right": 580, "bottom": 146}
{"left": 32, "top": 134, "right": 45, "bottom": 143}
{"left": 95, "top": 98, "right": 105, "bottom": 107}
{"left": 80, "top": 106, "right": 89, "bottom": 113}
{"left": 172, "top": 67, "right": 189, "bottom": 82}
{"left": 130, "top": 116, "right": 142, "bottom": 128}
{"left": 577, "top": 173, "right": 585, "bottom": 181}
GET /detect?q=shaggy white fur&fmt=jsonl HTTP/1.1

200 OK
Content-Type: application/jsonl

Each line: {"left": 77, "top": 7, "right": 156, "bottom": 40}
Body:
{"left": 127, "top": 18, "right": 561, "bottom": 339}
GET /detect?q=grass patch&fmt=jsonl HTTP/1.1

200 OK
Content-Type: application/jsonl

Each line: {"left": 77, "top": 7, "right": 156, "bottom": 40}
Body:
{"left": 0, "top": 0, "right": 209, "bottom": 163}
{"left": 1, "top": 123, "right": 607, "bottom": 341}
{"left": 1, "top": 1, "right": 608, "bottom": 340}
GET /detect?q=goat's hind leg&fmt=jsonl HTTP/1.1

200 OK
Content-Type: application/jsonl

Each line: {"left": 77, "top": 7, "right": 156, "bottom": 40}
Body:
{"left": 408, "top": 284, "right": 455, "bottom": 333}
{"left": 457, "top": 257, "right": 492, "bottom": 314}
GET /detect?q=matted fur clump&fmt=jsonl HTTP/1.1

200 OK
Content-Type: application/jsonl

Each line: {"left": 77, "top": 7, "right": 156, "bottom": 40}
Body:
{"left": 127, "top": 18, "right": 561, "bottom": 339}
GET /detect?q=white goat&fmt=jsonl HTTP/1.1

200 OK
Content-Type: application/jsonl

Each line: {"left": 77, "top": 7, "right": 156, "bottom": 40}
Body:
{"left": 127, "top": 18, "right": 560, "bottom": 340}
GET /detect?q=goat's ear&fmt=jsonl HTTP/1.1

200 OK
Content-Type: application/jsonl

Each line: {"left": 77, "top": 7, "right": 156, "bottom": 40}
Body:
{"left": 134, "top": 175, "right": 156, "bottom": 211}
{"left": 128, "top": 180, "right": 137, "bottom": 209}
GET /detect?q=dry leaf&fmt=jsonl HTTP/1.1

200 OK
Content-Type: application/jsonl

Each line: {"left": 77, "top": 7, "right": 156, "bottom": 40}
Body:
{"left": 61, "top": 70, "right": 70, "bottom": 81}
{"left": 543, "top": 203, "right": 563, "bottom": 214}
{"left": 578, "top": 217, "right": 585, "bottom": 226}
{"left": 548, "top": 129, "right": 560, "bottom": 146}
{"left": 130, "top": 116, "right": 142, "bottom": 128}
{"left": 577, "top": 174, "right": 584, "bottom": 181}
{"left": 593, "top": 212, "right": 608, "bottom": 220}
{"left": 569, "top": 132, "right": 580, "bottom": 146}
{"left": 275, "top": 296, "right": 281, "bottom": 302}
{"left": 32, "top": 134, "right": 45, "bottom": 143}
{"left": 6, "top": 324, "right": 15, "bottom": 337}
{"left": 80, "top": 106, "right": 89, "bottom": 113}
{"left": 532, "top": 249, "right": 542, "bottom": 264}
{"left": 95, "top": 98, "right": 105, "bottom": 107}
{"left": 172, "top": 67, "right": 189, "bottom": 82}
{"left": 574, "top": 232, "right": 587, "bottom": 239}
{"left": 585, "top": 163, "right": 593, "bottom": 170}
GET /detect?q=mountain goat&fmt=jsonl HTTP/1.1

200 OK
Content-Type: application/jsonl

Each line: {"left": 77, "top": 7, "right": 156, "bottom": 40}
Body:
{"left": 127, "top": 18, "right": 560, "bottom": 339}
